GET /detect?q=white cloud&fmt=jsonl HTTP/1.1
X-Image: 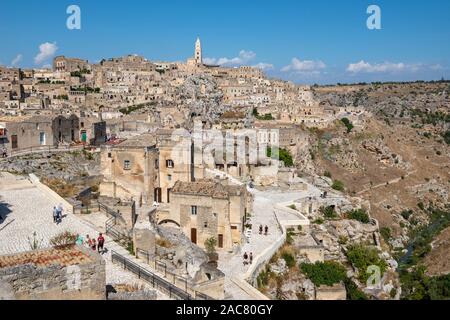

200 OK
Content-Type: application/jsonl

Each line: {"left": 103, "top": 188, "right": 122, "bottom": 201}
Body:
{"left": 347, "top": 60, "right": 408, "bottom": 73}
{"left": 11, "top": 54, "right": 23, "bottom": 67}
{"left": 281, "top": 58, "right": 326, "bottom": 73}
{"left": 253, "top": 62, "right": 274, "bottom": 71}
{"left": 205, "top": 50, "right": 256, "bottom": 67}
{"left": 34, "top": 42, "right": 58, "bottom": 65}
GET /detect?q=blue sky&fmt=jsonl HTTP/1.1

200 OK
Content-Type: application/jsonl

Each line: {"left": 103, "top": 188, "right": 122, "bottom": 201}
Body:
{"left": 0, "top": 0, "right": 449, "bottom": 84}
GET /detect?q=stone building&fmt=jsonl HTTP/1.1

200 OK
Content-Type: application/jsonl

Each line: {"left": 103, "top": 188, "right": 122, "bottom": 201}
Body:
{"left": 0, "top": 246, "right": 106, "bottom": 300}
{"left": 0, "top": 114, "right": 79, "bottom": 154}
{"left": 99, "top": 133, "right": 159, "bottom": 204}
{"left": 168, "top": 179, "right": 250, "bottom": 251}
{"left": 53, "top": 56, "right": 90, "bottom": 73}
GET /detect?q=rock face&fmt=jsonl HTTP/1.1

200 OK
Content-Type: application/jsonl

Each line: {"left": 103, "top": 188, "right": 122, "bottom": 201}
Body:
{"left": 107, "top": 289, "right": 157, "bottom": 300}
{"left": 176, "top": 75, "right": 230, "bottom": 128}
{"left": 0, "top": 151, "right": 100, "bottom": 181}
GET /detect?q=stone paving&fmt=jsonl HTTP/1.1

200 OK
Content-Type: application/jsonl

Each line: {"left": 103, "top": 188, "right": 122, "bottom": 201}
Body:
{"left": 0, "top": 173, "right": 168, "bottom": 299}
{"left": 218, "top": 182, "right": 324, "bottom": 299}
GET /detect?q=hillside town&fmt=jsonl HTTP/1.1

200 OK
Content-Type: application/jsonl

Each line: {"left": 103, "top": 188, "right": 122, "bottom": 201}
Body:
{"left": 0, "top": 38, "right": 449, "bottom": 301}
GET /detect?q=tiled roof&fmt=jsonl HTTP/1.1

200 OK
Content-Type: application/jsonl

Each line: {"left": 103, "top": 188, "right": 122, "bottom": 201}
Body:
{"left": 0, "top": 247, "right": 92, "bottom": 269}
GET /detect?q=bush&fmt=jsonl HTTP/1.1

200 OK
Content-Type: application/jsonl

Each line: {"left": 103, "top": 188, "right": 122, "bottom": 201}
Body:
{"left": 267, "top": 147, "right": 294, "bottom": 167}
{"left": 347, "top": 209, "right": 370, "bottom": 224}
{"left": 300, "top": 261, "right": 347, "bottom": 287}
{"left": 332, "top": 180, "right": 345, "bottom": 192}
{"left": 281, "top": 252, "right": 296, "bottom": 269}
{"left": 344, "top": 278, "right": 369, "bottom": 300}
{"left": 346, "top": 244, "right": 388, "bottom": 283}
{"left": 401, "top": 210, "right": 413, "bottom": 220}
{"left": 341, "top": 118, "right": 354, "bottom": 133}
{"left": 320, "top": 206, "right": 337, "bottom": 219}
{"left": 50, "top": 231, "right": 77, "bottom": 249}
{"left": 380, "top": 227, "right": 392, "bottom": 242}
{"left": 324, "top": 171, "right": 332, "bottom": 178}
{"left": 204, "top": 237, "right": 217, "bottom": 255}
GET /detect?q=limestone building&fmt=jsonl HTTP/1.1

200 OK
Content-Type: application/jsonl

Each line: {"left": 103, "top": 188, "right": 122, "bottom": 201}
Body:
{"left": 169, "top": 179, "right": 250, "bottom": 251}
{"left": 99, "top": 133, "right": 159, "bottom": 204}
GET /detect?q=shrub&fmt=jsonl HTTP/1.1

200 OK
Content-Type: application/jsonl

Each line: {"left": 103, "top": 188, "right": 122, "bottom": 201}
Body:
{"left": 341, "top": 118, "right": 354, "bottom": 133}
{"left": 50, "top": 231, "right": 77, "bottom": 249}
{"left": 380, "top": 227, "right": 392, "bottom": 242}
{"left": 344, "top": 278, "right": 369, "bottom": 300}
{"left": 332, "top": 180, "right": 345, "bottom": 192}
{"left": 204, "top": 237, "right": 217, "bottom": 255}
{"left": 320, "top": 206, "right": 337, "bottom": 219}
{"left": 346, "top": 244, "right": 388, "bottom": 283}
{"left": 401, "top": 210, "right": 413, "bottom": 220}
{"left": 300, "top": 261, "right": 347, "bottom": 287}
{"left": 324, "top": 171, "right": 332, "bottom": 178}
{"left": 347, "top": 209, "right": 370, "bottom": 224}
{"left": 281, "top": 252, "right": 296, "bottom": 269}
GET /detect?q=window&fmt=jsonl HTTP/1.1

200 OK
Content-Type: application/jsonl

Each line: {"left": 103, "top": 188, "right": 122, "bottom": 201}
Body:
{"left": 167, "top": 174, "right": 172, "bottom": 181}
{"left": 108, "top": 153, "right": 112, "bottom": 158}
{"left": 204, "top": 222, "right": 208, "bottom": 228}
{"left": 191, "top": 206, "right": 198, "bottom": 216}
{"left": 166, "top": 159, "right": 174, "bottom": 168}
{"left": 124, "top": 160, "right": 131, "bottom": 170}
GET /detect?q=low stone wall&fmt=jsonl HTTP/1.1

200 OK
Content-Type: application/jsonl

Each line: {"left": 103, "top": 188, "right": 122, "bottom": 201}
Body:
{"left": 0, "top": 246, "right": 106, "bottom": 300}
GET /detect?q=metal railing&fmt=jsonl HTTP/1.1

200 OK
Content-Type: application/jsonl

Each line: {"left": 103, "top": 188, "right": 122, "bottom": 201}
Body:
{"left": 105, "top": 217, "right": 129, "bottom": 242}
{"left": 111, "top": 250, "right": 194, "bottom": 300}
{"left": 135, "top": 248, "right": 214, "bottom": 300}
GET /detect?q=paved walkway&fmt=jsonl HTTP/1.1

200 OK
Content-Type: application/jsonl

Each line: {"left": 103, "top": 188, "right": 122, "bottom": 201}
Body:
{"left": 0, "top": 173, "right": 168, "bottom": 299}
{"left": 218, "top": 182, "right": 323, "bottom": 299}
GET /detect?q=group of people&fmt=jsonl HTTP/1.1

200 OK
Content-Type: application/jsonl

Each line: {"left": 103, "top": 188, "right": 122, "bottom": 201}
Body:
{"left": 76, "top": 233, "right": 106, "bottom": 254}
{"left": 259, "top": 225, "right": 269, "bottom": 236}
{"left": 52, "top": 204, "right": 64, "bottom": 225}
{"left": 243, "top": 252, "right": 253, "bottom": 266}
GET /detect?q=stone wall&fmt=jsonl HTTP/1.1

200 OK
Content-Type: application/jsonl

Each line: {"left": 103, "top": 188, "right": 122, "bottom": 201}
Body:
{"left": 0, "top": 246, "right": 106, "bottom": 300}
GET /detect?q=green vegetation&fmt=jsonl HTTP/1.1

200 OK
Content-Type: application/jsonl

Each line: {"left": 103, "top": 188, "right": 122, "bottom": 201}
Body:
{"left": 253, "top": 108, "right": 275, "bottom": 120}
{"left": 443, "top": 130, "right": 450, "bottom": 145}
{"left": 70, "top": 69, "right": 91, "bottom": 77}
{"left": 324, "top": 171, "right": 332, "bottom": 178}
{"left": 344, "top": 278, "right": 369, "bottom": 300}
{"left": 267, "top": 147, "right": 294, "bottom": 167}
{"left": 320, "top": 205, "right": 338, "bottom": 219}
{"left": 380, "top": 227, "right": 392, "bottom": 243}
{"left": 257, "top": 266, "right": 274, "bottom": 289}
{"left": 281, "top": 251, "right": 296, "bottom": 269}
{"left": 401, "top": 209, "right": 414, "bottom": 220}
{"left": 204, "top": 237, "right": 218, "bottom": 255}
{"left": 300, "top": 261, "right": 347, "bottom": 287}
{"left": 347, "top": 208, "right": 370, "bottom": 224}
{"left": 38, "top": 80, "right": 65, "bottom": 84}
{"left": 331, "top": 180, "right": 345, "bottom": 192}
{"left": 70, "top": 86, "right": 100, "bottom": 93}
{"left": 400, "top": 266, "right": 450, "bottom": 300}
{"left": 410, "top": 109, "right": 450, "bottom": 126}
{"left": 346, "top": 244, "right": 388, "bottom": 283}
{"left": 341, "top": 118, "right": 354, "bottom": 133}
{"left": 119, "top": 103, "right": 154, "bottom": 115}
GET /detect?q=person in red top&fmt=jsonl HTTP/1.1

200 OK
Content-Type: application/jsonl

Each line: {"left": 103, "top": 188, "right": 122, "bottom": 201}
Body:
{"left": 97, "top": 233, "right": 105, "bottom": 254}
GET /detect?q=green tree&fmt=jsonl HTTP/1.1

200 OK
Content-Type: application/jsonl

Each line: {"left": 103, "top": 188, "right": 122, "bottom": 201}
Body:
{"left": 346, "top": 244, "right": 388, "bottom": 283}
{"left": 300, "top": 261, "right": 347, "bottom": 287}
{"left": 341, "top": 118, "right": 354, "bottom": 133}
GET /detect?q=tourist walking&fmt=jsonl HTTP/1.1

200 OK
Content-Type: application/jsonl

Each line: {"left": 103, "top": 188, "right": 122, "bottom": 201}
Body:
{"left": 243, "top": 252, "right": 248, "bottom": 266}
{"left": 86, "top": 235, "right": 92, "bottom": 248}
{"left": 265, "top": 225, "right": 269, "bottom": 236}
{"left": 259, "top": 225, "right": 263, "bottom": 235}
{"left": 57, "top": 204, "right": 64, "bottom": 223}
{"left": 91, "top": 238, "right": 97, "bottom": 251}
{"left": 1, "top": 147, "right": 7, "bottom": 158}
{"left": 75, "top": 234, "right": 84, "bottom": 246}
{"left": 52, "top": 206, "right": 58, "bottom": 223}
{"left": 250, "top": 252, "right": 253, "bottom": 264}
{"left": 97, "top": 233, "right": 105, "bottom": 254}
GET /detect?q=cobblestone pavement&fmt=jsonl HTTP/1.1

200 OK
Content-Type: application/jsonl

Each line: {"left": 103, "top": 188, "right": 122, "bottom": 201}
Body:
{"left": 0, "top": 174, "right": 167, "bottom": 299}
{"left": 218, "top": 183, "right": 323, "bottom": 299}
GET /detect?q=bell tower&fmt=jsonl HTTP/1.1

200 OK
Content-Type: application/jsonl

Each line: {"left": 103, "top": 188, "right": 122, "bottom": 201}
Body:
{"left": 195, "top": 37, "right": 202, "bottom": 65}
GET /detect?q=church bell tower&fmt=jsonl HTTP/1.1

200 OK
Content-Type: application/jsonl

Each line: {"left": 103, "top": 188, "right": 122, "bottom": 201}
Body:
{"left": 195, "top": 37, "right": 202, "bottom": 65}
